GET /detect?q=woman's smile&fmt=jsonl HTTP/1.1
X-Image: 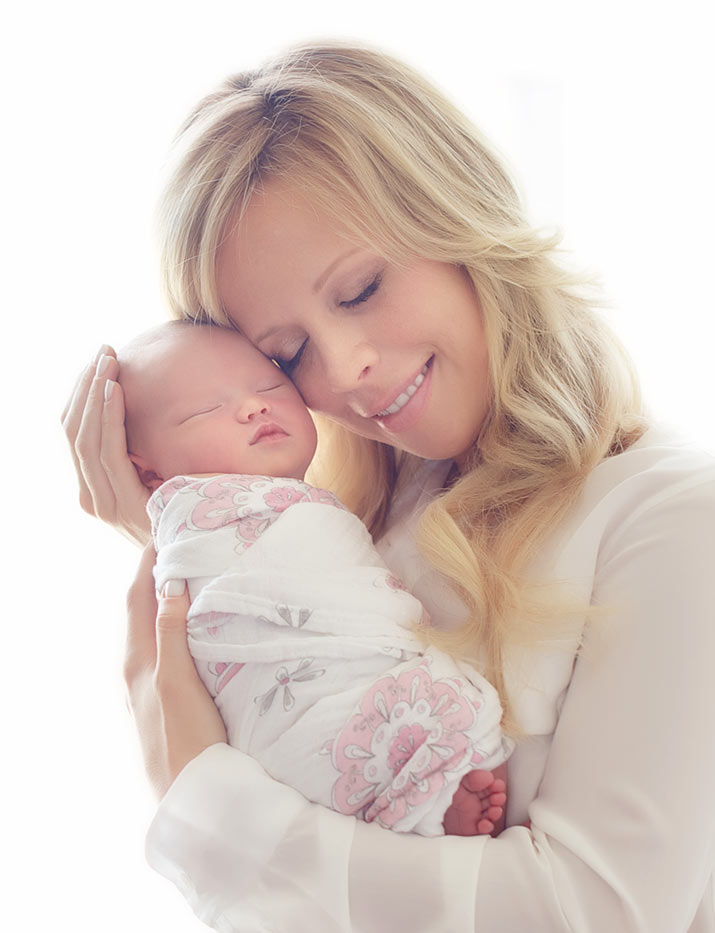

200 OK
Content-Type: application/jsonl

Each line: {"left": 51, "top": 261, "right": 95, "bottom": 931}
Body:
{"left": 217, "top": 179, "right": 491, "bottom": 463}
{"left": 371, "top": 357, "right": 432, "bottom": 419}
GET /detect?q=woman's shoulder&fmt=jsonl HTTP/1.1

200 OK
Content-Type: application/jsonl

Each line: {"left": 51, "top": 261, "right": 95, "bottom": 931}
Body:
{"left": 553, "top": 424, "right": 715, "bottom": 564}
{"left": 585, "top": 424, "right": 715, "bottom": 508}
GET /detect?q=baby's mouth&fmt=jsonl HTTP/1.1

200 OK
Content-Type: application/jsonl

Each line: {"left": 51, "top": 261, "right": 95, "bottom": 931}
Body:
{"left": 250, "top": 423, "right": 288, "bottom": 445}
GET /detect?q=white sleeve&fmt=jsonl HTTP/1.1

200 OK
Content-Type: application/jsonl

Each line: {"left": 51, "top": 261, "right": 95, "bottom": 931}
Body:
{"left": 146, "top": 476, "right": 715, "bottom": 932}
{"left": 472, "top": 475, "right": 715, "bottom": 931}
{"left": 146, "top": 744, "right": 487, "bottom": 932}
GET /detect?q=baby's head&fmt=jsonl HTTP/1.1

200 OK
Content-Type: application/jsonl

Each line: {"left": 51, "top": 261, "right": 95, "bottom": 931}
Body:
{"left": 119, "top": 321, "right": 318, "bottom": 490}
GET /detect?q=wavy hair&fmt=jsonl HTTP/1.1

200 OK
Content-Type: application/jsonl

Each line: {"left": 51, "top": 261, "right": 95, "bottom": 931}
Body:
{"left": 157, "top": 42, "right": 645, "bottom": 730}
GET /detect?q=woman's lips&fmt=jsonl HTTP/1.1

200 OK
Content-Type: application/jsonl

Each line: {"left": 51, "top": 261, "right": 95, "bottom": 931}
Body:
{"left": 370, "top": 357, "right": 434, "bottom": 419}
{"left": 374, "top": 359, "right": 431, "bottom": 417}
{"left": 372, "top": 356, "right": 434, "bottom": 433}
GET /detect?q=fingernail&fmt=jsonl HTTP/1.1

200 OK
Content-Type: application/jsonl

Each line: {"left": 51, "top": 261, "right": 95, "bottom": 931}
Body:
{"left": 95, "top": 344, "right": 111, "bottom": 363}
{"left": 104, "top": 379, "right": 115, "bottom": 401}
{"left": 96, "top": 354, "right": 111, "bottom": 376}
{"left": 161, "top": 579, "right": 186, "bottom": 598}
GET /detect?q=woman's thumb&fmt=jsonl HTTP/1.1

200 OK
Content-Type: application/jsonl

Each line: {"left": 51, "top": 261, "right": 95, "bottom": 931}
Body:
{"left": 155, "top": 580, "right": 193, "bottom": 678}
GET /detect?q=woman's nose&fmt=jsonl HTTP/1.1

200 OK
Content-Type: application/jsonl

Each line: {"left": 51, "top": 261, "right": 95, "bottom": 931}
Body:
{"left": 322, "top": 338, "right": 379, "bottom": 395}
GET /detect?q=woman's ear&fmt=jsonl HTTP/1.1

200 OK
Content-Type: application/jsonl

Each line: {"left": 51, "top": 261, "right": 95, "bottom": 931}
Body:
{"left": 128, "top": 453, "right": 166, "bottom": 492}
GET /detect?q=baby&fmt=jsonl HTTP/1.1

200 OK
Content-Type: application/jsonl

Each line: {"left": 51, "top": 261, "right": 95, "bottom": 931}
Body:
{"left": 119, "top": 321, "right": 512, "bottom": 836}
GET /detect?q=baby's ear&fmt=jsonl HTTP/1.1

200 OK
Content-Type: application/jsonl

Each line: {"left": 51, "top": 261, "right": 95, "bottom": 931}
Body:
{"left": 128, "top": 453, "right": 165, "bottom": 492}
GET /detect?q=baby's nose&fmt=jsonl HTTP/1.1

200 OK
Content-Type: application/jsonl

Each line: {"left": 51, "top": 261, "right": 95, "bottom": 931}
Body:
{"left": 238, "top": 395, "right": 270, "bottom": 421}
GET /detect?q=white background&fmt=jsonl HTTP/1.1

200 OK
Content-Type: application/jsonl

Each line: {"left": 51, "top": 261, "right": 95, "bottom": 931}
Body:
{"left": 4, "top": 1, "right": 713, "bottom": 929}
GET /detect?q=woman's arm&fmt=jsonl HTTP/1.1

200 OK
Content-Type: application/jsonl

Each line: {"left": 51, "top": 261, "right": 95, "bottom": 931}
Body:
{"left": 61, "top": 348, "right": 151, "bottom": 546}
{"left": 147, "top": 743, "right": 490, "bottom": 932}
{"left": 125, "top": 545, "right": 227, "bottom": 797}
{"left": 144, "top": 471, "right": 715, "bottom": 932}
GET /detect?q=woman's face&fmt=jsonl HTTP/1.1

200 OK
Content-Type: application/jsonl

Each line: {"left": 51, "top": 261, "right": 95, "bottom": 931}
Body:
{"left": 217, "top": 180, "right": 491, "bottom": 464}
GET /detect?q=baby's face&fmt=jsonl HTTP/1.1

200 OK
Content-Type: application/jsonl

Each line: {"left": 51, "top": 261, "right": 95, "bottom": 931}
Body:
{"left": 122, "top": 326, "right": 318, "bottom": 486}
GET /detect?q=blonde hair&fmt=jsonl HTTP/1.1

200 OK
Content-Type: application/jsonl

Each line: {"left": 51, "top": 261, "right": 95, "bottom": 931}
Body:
{"left": 157, "top": 42, "right": 645, "bottom": 730}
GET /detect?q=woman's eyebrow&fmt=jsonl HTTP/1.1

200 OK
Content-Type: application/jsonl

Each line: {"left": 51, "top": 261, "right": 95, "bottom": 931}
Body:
{"left": 312, "top": 248, "right": 361, "bottom": 293}
{"left": 254, "top": 324, "right": 282, "bottom": 344}
{"left": 254, "top": 248, "right": 363, "bottom": 344}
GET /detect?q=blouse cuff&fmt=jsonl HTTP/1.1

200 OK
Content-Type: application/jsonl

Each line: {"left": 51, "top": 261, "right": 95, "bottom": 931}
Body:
{"left": 146, "top": 743, "right": 488, "bottom": 932}
{"left": 348, "top": 819, "right": 486, "bottom": 932}
{"left": 146, "top": 743, "right": 357, "bottom": 931}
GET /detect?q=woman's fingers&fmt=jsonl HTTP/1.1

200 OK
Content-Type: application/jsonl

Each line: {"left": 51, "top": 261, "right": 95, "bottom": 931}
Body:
{"left": 61, "top": 345, "right": 112, "bottom": 425}
{"left": 61, "top": 359, "right": 101, "bottom": 515}
{"left": 62, "top": 346, "right": 151, "bottom": 545}
{"left": 155, "top": 580, "right": 195, "bottom": 687}
{"left": 125, "top": 543, "right": 160, "bottom": 680}
{"left": 101, "top": 379, "right": 152, "bottom": 544}
{"left": 61, "top": 359, "right": 94, "bottom": 429}
{"left": 75, "top": 354, "right": 120, "bottom": 520}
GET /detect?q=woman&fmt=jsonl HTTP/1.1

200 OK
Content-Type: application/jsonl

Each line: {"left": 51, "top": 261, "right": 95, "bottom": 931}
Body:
{"left": 63, "top": 43, "right": 715, "bottom": 931}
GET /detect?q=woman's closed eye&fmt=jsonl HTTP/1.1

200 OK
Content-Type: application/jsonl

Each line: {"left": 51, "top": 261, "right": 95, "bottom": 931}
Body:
{"left": 274, "top": 339, "right": 308, "bottom": 377}
{"left": 274, "top": 274, "right": 382, "bottom": 376}
{"left": 340, "top": 273, "right": 382, "bottom": 309}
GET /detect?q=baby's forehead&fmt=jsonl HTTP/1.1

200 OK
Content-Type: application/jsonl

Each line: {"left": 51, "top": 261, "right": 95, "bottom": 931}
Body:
{"left": 119, "top": 323, "right": 280, "bottom": 403}
{"left": 120, "top": 322, "right": 260, "bottom": 369}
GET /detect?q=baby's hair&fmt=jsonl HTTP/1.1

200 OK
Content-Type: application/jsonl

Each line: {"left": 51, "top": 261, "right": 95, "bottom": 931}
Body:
{"left": 155, "top": 42, "right": 645, "bottom": 730}
{"left": 117, "top": 319, "right": 218, "bottom": 361}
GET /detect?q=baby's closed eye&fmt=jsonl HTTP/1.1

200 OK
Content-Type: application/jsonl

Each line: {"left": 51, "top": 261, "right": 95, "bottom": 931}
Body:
{"left": 179, "top": 404, "right": 221, "bottom": 424}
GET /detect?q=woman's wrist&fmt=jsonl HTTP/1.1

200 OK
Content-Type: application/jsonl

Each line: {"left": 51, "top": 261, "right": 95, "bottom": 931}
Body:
{"left": 125, "top": 554, "right": 228, "bottom": 799}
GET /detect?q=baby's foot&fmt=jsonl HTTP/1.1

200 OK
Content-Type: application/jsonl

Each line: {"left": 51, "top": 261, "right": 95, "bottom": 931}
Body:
{"left": 443, "top": 765, "right": 508, "bottom": 837}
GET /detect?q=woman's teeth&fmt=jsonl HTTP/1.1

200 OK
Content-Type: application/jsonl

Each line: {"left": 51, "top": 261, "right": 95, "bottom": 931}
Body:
{"left": 376, "top": 362, "right": 429, "bottom": 417}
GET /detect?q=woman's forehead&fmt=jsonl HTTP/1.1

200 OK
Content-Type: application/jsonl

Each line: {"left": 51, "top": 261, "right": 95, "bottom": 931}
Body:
{"left": 216, "top": 180, "right": 368, "bottom": 326}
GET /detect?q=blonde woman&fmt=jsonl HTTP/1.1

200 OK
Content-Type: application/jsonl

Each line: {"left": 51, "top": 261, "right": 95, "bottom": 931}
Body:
{"left": 63, "top": 43, "right": 715, "bottom": 932}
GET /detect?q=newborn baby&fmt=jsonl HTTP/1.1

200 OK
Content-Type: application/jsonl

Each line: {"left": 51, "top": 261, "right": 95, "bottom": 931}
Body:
{"left": 119, "top": 321, "right": 511, "bottom": 836}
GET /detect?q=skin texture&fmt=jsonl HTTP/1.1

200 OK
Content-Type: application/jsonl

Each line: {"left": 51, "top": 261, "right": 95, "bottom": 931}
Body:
{"left": 121, "top": 326, "right": 318, "bottom": 488}
{"left": 217, "top": 180, "right": 491, "bottom": 467}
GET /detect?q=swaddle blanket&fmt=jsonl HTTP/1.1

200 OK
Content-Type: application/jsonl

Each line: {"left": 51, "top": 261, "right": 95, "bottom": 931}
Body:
{"left": 150, "top": 474, "right": 511, "bottom": 836}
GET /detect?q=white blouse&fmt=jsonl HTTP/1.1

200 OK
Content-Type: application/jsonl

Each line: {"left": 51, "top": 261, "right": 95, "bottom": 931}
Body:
{"left": 146, "top": 428, "right": 715, "bottom": 932}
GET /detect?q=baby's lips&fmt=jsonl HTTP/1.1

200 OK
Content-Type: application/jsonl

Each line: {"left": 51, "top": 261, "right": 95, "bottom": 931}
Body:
{"left": 250, "top": 422, "right": 288, "bottom": 444}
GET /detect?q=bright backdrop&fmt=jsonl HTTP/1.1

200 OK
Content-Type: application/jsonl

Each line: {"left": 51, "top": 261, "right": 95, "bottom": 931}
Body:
{"left": 4, "top": 1, "right": 713, "bottom": 930}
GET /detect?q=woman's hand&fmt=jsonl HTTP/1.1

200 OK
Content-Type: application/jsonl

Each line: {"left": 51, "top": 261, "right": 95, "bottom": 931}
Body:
{"left": 125, "top": 545, "right": 228, "bottom": 798}
{"left": 61, "top": 347, "right": 152, "bottom": 547}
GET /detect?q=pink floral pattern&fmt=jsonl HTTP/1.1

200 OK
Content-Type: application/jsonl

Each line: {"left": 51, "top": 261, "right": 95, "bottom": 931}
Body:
{"left": 186, "top": 476, "right": 258, "bottom": 531}
{"left": 305, "top": 486, "right": 345, "bottom": 508}
{"left": 146, "top": 476, "right": 192, "bottom": 535}
{"left": 329, "top": 658, "right": 484, "bottom": 829}
{"left": 263, "top": 485, "right": 311, "bottom": 511}
{"left": 150, "top": 475, "right": 345, "bottom": 553}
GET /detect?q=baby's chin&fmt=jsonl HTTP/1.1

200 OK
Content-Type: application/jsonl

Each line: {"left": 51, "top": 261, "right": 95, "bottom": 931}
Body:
{"left": 176, "top": 466, "right": 309, "bottom": 481}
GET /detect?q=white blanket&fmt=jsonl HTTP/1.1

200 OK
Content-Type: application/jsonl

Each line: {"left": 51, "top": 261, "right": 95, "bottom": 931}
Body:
{"left": 150, "top": 474, "right": 511, "bottom": 836}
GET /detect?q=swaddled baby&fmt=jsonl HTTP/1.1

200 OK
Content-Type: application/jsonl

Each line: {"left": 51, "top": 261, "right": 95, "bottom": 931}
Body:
{"left": 119, "top": 320, "right": 511, "bottom": 836}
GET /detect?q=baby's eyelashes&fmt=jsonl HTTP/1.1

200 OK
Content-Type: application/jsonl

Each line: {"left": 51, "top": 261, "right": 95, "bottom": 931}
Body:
{"left": 259, "top": 383, "right": 287, "bottom": 393}
{"left": 179, "top": 405, "right": 221, "bottom": 424}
